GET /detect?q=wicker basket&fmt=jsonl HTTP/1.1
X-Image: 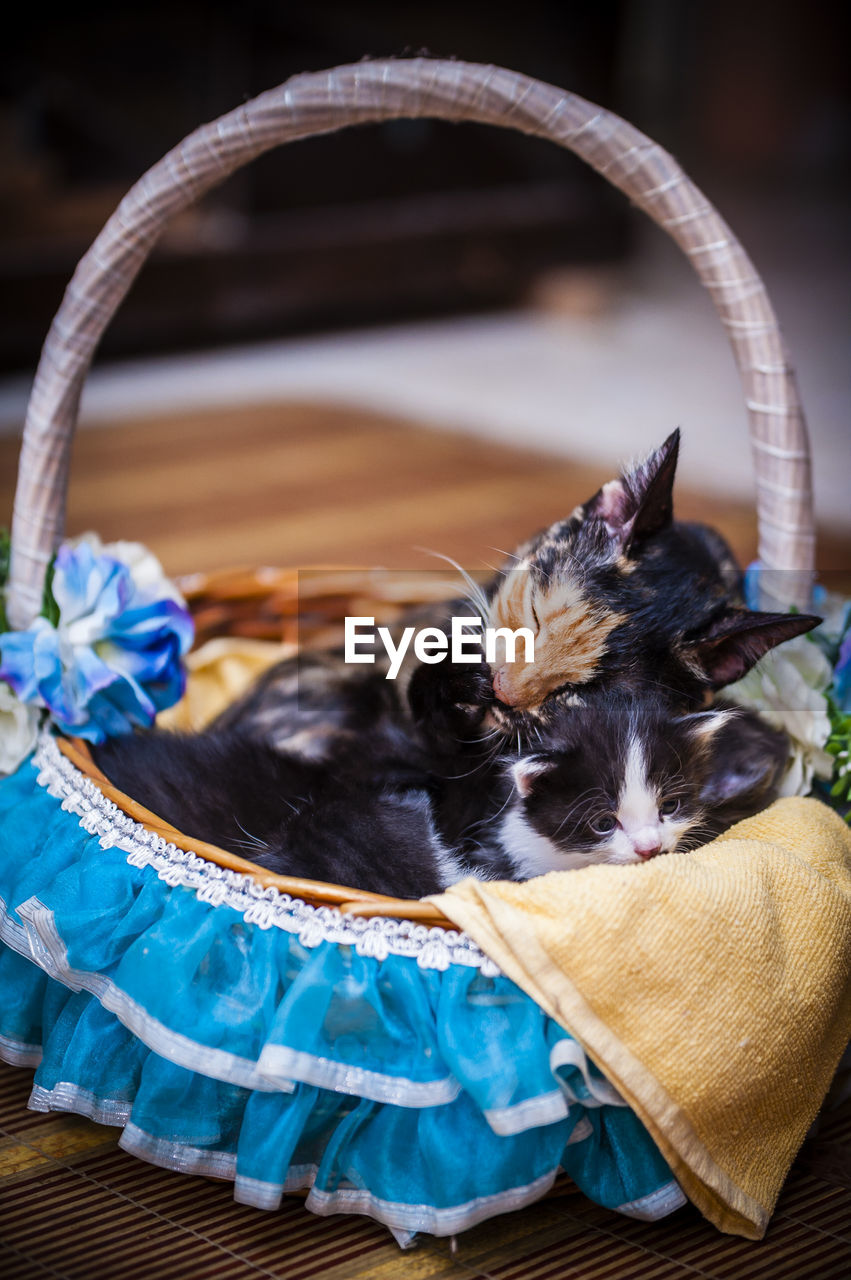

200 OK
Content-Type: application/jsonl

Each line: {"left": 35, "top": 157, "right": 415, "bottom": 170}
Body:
{"left": 7, "top": 58, "right": 816, "bottom": 928}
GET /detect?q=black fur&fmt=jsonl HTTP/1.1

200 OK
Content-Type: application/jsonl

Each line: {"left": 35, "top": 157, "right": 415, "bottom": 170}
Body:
{"left": 697, "top": 701, "right": 790, "bottom": 833}
{"left": 92, "top": 433, "right": 805, "bottom": 895}
{"left": 517, "top": 694, "right": 709, "bottom": 856}
{"left": 94, "top": 687, "right": 789, "bottom": 893}
{"left": 95, "top": 730, "right": 448, "bottom": 898}
{"left": 202, "top": 433, "right": 820, "bottom": 756}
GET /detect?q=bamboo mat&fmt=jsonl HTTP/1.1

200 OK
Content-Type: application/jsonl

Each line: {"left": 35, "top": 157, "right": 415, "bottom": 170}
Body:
{"left": 0, "top": 400, "right": 850, "bottom": 1276}
{"left": 1, "top": 1059, "right": 849, "bottom": 1279}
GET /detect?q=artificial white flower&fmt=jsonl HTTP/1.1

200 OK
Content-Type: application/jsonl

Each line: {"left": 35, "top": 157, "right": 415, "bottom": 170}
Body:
{"left": 812, "top": 586, "right": 851, "bottom": 648}
{"left": 724, "top": 635, "right": 833, "bottom": 797}
{"left": 0, "top": 681, "right": 39, "bottom": 775}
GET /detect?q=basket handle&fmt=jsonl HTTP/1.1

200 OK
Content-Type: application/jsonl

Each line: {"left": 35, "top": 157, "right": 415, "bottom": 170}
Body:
{"left": 7, "top": 58, "right": 814, "bottom": 627}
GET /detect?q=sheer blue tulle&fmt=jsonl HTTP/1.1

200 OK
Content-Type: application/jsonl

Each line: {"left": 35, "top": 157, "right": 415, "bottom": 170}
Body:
{"left": 0, "top": 740, "right": 685, "bottom": 1243}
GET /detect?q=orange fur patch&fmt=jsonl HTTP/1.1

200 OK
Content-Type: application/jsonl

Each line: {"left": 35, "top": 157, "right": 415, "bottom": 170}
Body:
{"left": 489, "top": 570, "right": 624, "bottom": 710}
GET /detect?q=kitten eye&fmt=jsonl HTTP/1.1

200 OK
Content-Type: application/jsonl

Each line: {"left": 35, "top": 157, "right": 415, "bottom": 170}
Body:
{"left": 530, "top": 598, "right": 541, "bottom": 632}
{"left": 591, "top": 814, "right": 617, "bottom": 835}
{"left": 659, "top": 798, "right": 680, "bottom": 817}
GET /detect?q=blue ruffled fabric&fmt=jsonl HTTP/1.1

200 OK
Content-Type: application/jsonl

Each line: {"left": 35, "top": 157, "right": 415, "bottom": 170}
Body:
{"left": 0, "top": 742, "right": 685, "bottom": 1243}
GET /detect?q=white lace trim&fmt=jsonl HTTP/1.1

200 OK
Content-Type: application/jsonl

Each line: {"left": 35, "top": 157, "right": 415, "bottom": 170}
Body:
{"left": 304, "top": 1170, "right": 560, "bottom": 1239}
{"left": 0, "top": 1030, "right": 42, "bottom": 1068}
{"left": 483, "top": 1088, "right": 570, "bottom": 1136}
{"left": 257, "top": 1044, "right": 461, "bottom": 1109}
{"left": 615, "top": 1180, "right": 688, "bottom": 1219}
{"left": 29, "top": 1081, "right": 132, "bottom": 1125}
{"left": 31, "top": 733, "right": 500, "bottom": 976}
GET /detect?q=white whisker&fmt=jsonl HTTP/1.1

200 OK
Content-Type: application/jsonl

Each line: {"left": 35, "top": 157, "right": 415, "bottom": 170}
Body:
{"left": 414, "top": 546, "right": 490, "bottom": 622}
{"left": 233, "top": 817, "right": 271, "bottom": 848}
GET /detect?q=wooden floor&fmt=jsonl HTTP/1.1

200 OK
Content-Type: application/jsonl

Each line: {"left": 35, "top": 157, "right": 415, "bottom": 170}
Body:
{"left": 1, "top": 401, "right": 849, "bottom": 587}
{"left": 1, "top": 401, "right": 850, "bottom": 1276}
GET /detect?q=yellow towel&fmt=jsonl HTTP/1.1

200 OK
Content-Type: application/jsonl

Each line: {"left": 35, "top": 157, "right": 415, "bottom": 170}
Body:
{"left": 428, "top": 797, "right": 851, "bottom": 1239}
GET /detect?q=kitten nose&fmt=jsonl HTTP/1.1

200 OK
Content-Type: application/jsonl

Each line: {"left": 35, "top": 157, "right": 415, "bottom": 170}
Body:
{"left": 492, "top": 666, "right": 514, "bottom": 705}
{"left": 632, "top": 830, "right": 663, "bottom": 859}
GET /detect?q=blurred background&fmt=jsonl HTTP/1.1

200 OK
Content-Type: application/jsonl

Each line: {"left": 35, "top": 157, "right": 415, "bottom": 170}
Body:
{"left": 0, "top": 0, "right": 848, "bottom": 584}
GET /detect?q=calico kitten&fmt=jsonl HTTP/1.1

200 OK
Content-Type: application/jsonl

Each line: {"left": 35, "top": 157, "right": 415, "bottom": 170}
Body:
{"left": 484, "top": 692, "right": 789, "bottom": 877}
{"left": 484, "top": 430, "right": 820, "bottom": 719}
{"left": 215, "top": 432, "right": 819, "bottom": 768}
{"left": 95, "top": 728, "right": 460, "bottom": 898}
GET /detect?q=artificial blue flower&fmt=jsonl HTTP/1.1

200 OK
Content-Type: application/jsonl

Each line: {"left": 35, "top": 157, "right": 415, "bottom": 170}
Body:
{"left": 743, "top": 560, "right": 762, "bottom": 612}
{"left": 0, "top": 538, "right": 193, "bottom": 743}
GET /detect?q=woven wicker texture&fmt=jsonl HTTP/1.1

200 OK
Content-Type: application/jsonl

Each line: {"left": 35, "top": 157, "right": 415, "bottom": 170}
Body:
{"left": 8, "top": 58, "right": 814, "bottom": 626}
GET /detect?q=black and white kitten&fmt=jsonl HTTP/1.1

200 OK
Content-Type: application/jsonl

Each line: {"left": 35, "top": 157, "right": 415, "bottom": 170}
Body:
{"left": 95, "top": 687, "right": 787, "bottom": 893}
{"left": 462, "top": 693, "right": 789, "bottom": 878}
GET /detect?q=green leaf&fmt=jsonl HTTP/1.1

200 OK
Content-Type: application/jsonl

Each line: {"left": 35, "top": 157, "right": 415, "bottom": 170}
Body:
{"left": 41, "top": 554, "right": 60, "bottom": 627}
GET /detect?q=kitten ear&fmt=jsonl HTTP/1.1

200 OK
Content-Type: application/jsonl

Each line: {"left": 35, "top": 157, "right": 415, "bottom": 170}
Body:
{"left": 676, "top": 708, "right": 737, "bottom": 741}
{"left": 700, "top": 756, "right": 781, "bottom": 806}
{"left": 584, "top": 429, "right": 680, "bottom": 551}
{"left": 681, "top": 609, "right": 821, "bottom": 689}
{"left": 511, "top": 755, "right": 557, "bottom": 798}
{"left": 699, "top": 713, "right": 788, "bottom": 805}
